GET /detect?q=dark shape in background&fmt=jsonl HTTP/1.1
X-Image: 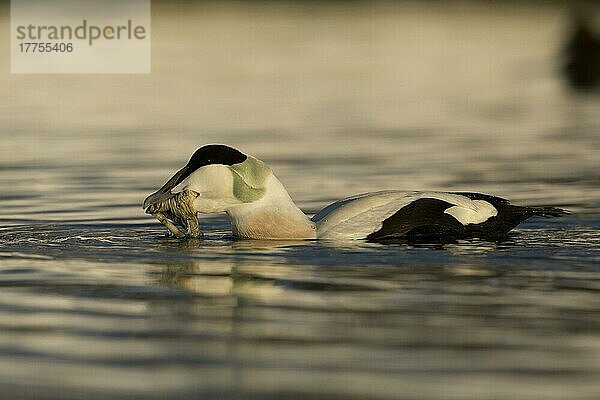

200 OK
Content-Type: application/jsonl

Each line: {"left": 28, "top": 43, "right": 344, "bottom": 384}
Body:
{"left": 563, "top": 9, "right": 600, "bottom": 90}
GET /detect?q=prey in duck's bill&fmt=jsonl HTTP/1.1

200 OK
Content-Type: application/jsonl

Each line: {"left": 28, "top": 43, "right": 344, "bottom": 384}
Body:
{"left": 143, "top": 144, "right": 570, "bottom": 243}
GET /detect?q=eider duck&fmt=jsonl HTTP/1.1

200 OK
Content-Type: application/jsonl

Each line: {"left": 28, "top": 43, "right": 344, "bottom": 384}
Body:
{"left": 143, "top": 144, "right": 568, "bottom": 243}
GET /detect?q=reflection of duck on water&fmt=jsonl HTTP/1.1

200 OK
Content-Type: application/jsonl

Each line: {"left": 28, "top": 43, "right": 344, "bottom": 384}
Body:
{"left": 143, "top": 145, "right": 568, "bottom": 243}
{"left": 563, "top": 11, "right": 600, "bottom": 90}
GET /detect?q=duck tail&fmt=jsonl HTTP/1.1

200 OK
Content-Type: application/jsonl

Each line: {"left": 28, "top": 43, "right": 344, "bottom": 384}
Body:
{"left": 523, "top": 206, "right": 571, "bottom": 218}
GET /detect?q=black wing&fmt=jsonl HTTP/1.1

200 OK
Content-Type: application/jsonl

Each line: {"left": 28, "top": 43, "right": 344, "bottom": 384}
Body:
{"left": 367, "top": 198, "right": 466, "bottom": 243}
{"left": 366, "top": 193, "right": 568, "bottom": 244}
{"left": 451, "top": 192, "right": 569, "bottom": 240}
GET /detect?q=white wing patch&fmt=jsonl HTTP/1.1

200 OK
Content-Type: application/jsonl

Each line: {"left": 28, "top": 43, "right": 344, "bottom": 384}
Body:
{"left": 314, "top": 191, "right": 498, "bottom": 240}
{"left": 314, "top": 191, "right": 413, "bottom": 240}
{"left": 444, "top": 200, "right": 497, "bottom": 225}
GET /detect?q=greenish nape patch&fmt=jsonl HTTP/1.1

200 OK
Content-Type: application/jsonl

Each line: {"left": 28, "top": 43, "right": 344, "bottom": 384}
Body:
{"left": 229, "top": 156, "right": 272, "bottom": 202}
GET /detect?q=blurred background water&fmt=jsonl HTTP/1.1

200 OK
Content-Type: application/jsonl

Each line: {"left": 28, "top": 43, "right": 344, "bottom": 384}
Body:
{"left": 0, "top": 1, "right": 599, "bottom": 399}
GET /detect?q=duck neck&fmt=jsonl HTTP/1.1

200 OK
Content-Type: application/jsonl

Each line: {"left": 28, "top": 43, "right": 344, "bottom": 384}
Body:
{"left": 225, "top": 176, "right": 316, "bottom": 240}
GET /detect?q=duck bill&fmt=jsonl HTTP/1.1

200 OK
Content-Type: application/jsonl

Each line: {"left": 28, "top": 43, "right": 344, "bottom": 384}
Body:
{"left": 142, "top": 166, "right": 189, "bottom": 210}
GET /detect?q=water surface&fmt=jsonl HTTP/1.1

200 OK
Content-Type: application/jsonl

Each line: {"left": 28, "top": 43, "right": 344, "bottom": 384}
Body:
{"left": 1, "top": 3, "right": 599, "bottom": 399}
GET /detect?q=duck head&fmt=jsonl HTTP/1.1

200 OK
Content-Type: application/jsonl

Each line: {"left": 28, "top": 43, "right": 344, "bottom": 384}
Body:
{"left": 143, "top": 144, "right": 316, "bottom": 240}
{"left": 143, "top": 144, "right": 272, "bottom": 214}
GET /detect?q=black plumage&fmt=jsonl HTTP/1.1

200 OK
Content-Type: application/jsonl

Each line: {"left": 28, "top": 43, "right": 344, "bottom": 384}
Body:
{"left": 367, "top": 194, "right": 568, "bottom": 244}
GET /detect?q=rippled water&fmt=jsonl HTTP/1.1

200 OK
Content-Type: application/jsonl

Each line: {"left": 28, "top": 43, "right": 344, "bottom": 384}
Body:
{"left": 1, "top": 2, "right": 599, "bottom": 399}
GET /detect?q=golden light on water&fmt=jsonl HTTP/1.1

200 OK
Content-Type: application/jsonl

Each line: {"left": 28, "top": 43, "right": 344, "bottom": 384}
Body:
{"left": 0, "top": 1, "right": 599, "bottom": 399}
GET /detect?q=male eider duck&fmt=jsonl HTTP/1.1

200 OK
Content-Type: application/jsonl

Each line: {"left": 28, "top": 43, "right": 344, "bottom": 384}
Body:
{"left": 143, "top": 144, "right": 568, "bottom": 243}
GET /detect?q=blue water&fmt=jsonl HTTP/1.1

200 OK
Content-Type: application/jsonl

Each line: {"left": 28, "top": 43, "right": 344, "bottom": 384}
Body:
{"left": 1, "top": 3, "right": 599, "bottom": 399}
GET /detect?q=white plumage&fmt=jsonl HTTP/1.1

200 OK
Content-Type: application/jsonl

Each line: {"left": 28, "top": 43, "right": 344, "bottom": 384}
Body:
{"left": 313, "top": 191, "right": 497, "bottom": 240}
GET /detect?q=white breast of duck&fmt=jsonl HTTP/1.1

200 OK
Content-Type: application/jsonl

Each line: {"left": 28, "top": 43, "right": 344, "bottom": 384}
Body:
{"left": 143, "top": 145, "right": 568, "bottom": 243}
